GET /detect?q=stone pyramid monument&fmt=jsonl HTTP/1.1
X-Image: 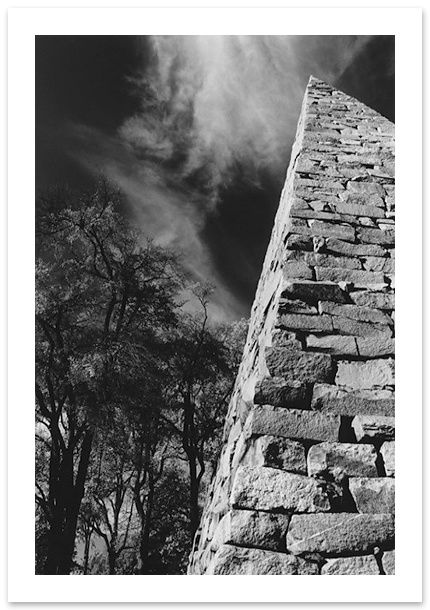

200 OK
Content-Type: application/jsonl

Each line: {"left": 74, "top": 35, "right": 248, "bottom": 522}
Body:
{"left": 188, "top": 76, "right": 395, "bottom": 576}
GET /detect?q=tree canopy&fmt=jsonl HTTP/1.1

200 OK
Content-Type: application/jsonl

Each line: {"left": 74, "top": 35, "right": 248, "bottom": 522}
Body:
{"left": 35, "top": 177, "right": 247, "bottom": 574}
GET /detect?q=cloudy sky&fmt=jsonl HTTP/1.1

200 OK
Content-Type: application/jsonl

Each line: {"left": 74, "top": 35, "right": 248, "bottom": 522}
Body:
{"left": 35, "top": 35, "right": 394, "bottom": 322}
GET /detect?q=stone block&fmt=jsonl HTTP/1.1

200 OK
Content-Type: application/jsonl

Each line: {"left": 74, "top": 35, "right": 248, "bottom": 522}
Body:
{"left": 359, "top": 217, "right": 376, "bottom": 227}
{"left": 358, "top": 227, "right": 395, "bottom": 246}
{"left": 325, "top": 238, "right": 387, "bottom": 258}
{"left": 321, "top": 555, "right": 380, "bottom": 575}
{"left": 332, "top": 317, "right": 393, "bottom": 338}
{"left": 339, "top": 191, "right": 385, "bottom": 208}
{"left": 285, "top": 234, "right": 314, "bottom": 251}
{"left": 295, "top": 176, "right": 345, "bottom": 191}
{"left": 254, "top": 377, "right": 311, "bottom": 408}
{"left": 349, "top": 291, "right": 394, "bottom": 310}
{"left": 231, "top": 466, "right": 334, "bottom": 513}
{"left": 278, "top": 298, "right": 318, "bottom": 315}
{"left": 318, "top": 301, "right": 392, "bottom": 325}
{"left": 265, "top": 346, "right": 334, "bottom": 383}
{"left": 380, "top": 441, "right": 395, "bottom": 476}
{"left": 206, "top": 544, "right": 319, "bottom": 575}
{"left": 286, "top": 513, "right": 395, "bottom": 555}
{"left": 309, "top": 220, "right": 356, "bottom": 242}
{"left": 212, "top": 509, "right": 291, "bottom": 552}
{"left": 281, "top": 279, "right": 350, "bottom": 303}
{"left": 306, "top": 334, "right": 358, "bottom": 356}
{"left": 363, "top": 256, "right": 395, "bottom": 273}
{"left": 243, "top": 435, "right": 307, "bottom": 474}
{"left": 346, "top": 181, "right": 385, "bottom": 196}
{"left": 304, "top": 252, "right": 362, "bottom": 269}
{"left": 336, "top": 359, "right": 395, "bottom": 390}
{"left": 289, "top": 219, "right": 313, "bottom": 236}
{"left": 283, "top": 261, "right": 314, "bottom": 279}
{"left": 271, "top": 331, "right": 303, "bottom": 351}
{"left": 291, "top": 209, "right": 348, "bottom": 222}
{"left": 356, "top": 336, "right": 395, "bottom": 358}
{"left": 315, "top": 266, "right": 385, "bottom": 286}
{"left": 381, "top": 550, "right": 395, "bottom": 575}
{"left": 290, "top": 195, "right": 311, "bottom": 210}
{"left": 349, "top": 478, "right": 395, "bottom": 514}
{"left": 307, "top": 442, "right": 378, "bottom": 479}
{"left": 310, "top": 201, "right": 332, "bottom": 212}
{"left": 378, "top": 221, "right": 395, "bottom": 232}
{"left": 246, "top": 405, "right": 341, "bottom": 442}
{"left": 334, "top": 202, "right": 385, "bottom": 218}
{"left": 353, "top": 415, "right": 395, "bottom": 442}
{"left": 276, "top": 312, "right": 334, "bottom": 333}
{"left": 311, "top": 384, "right": 395, "bottom": 416}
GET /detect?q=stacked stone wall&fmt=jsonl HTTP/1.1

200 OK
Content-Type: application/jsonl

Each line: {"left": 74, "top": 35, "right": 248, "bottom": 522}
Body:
{"left": 188, "top": 76, "right": 395, "bottom": 576}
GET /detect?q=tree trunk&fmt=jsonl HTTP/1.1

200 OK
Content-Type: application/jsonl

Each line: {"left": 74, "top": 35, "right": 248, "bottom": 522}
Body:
{"left": 138, "top": 470, "right": 155, "bottom": 574}
{"left": 83, "top": 530, "right": 92, "bottom": 575}
{"left": 189, "top": 458, "right": 200, "bottom": 540}
{"left": 108, "top": 543, "right": 117, "bottom": 575}
{"left": 43, "top": 432, "right": 93, "bottom": 575}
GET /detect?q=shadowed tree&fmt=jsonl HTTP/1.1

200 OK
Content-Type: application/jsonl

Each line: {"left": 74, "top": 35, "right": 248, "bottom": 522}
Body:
{"left": 35, "top": 177, "right": 182, "bottom": 574}
{"left": 164, "top": 286, "right": 247, "bottom": 539}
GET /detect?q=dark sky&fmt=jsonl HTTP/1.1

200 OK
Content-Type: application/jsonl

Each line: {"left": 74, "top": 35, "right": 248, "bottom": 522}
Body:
{"left": 35, "top": 35, "right": 395, "bottom": 322}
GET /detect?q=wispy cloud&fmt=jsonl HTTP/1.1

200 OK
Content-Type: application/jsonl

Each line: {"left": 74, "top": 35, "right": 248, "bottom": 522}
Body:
{"left": 59, "top": 121, "right": 247, "bottom": 322}
{"left": 122, "top": 35, "right": 374, "bottom": 202}
{"left": 65, "top": 35, "right": 377, "bottom": 321}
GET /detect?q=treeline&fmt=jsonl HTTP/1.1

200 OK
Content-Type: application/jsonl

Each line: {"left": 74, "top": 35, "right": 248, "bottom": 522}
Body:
{"left": 35, "top": 178, "right": 247, "bottom": 575}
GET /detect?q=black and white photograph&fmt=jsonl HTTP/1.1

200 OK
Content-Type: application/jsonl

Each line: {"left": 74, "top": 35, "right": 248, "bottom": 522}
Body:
{"left": 7, "top": 5, "right": 423, "bottom": 604}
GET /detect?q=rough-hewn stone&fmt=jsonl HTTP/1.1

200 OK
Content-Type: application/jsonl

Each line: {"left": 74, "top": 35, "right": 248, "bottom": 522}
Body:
{"left": 349, "top": 291, "right": 394, "bottom": 310}
{"left": 335, "top": 202, "right": 385, "bottom": 218}
{"left": 242, "top": 435, "right": 307, "bottom": 474}
{"left": 231, "top": 466, "right": 334, "bottom": 513}
{"left": 315, "top": 266, "right": 385, "bottom": 286}
{"left": 286, "top": 513, "right": 395, "bottom": 555}
{"left": 271, "top": 331, "right": 302, "bottom": 351}
{"left": 311, "top": 384, "right": 395, "bottom": 416}
{"left": 349, "top": 478, "right": 395, "bottom": 514}
{"left": 336, "top": 359, "right": 395, "bottom": 390}
{"left": 254, "top": 377, "right": 311, "bottom": 408}
{"left": 265, "top": 346, "right": 334, "bottom": 383}
{"left": 246, "top": 405, "right": 341, "bottom": 442}
{"left": 356, "top": 336, "right": 395, "bottom": 357}
{"left": 306, "top": 334, "right": 358, "bottom": 356}
{"left": 212, "top": 509, "right": 291, "bottom": 552}
{"left": 353, "top": 415, "right": 395, "bottom": 442}
{"left": 307, "top": 442, "right": 378, "bottom": 479}
{"left": 206, "top": 544, "right": 319, "bottom": 575}
{"left": 281, "top": 279, "right": 350, "bottom": 303}
{"left": 325, "top": 237, "right": 387, "bottom": 258}
{"left": 358, "top": 227, "right": 395, "bottom": 246}
{"left": 339, "top": 191, "right": 385, "bottom": 208}
{"left": 278, "top": 298, "right": 318, "bottom": 315}
{"left": 283, "top": 261, "right": 314, "bottom": 279}
{"left": 304, "top": 252, "right": 362, "bottom": 269}
{"left": 318, "top": 301, "right": 392, "bottom": 325}
{"left": 332, "top": 317, "right": 392, "bottom": 338}
{"left": 363, "top": 256, "right": 395, "bottom": 273}
{"left": 346, "top": 181, "right": 385, "bottom": 197}
{"left": 285, "top": 234, "right": 314, "bottom": 251}
{"left": 381, "top": 550, "right": 395, "bottom": 575}
{"left": 380, "top": 441, "right": 395, "bottom": 477}
{"left": 321, "top": 555, "right": 380, "bottom": 575}
{"left": 309, "top": 220, "right": 356, "bottom": 242}
{"left": 276, "top": 312, "right": 334, "bottom": 333}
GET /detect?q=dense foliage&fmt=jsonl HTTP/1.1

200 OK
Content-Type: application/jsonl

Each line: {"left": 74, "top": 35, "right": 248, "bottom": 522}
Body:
{"left": 35, "top": 178, "right": 247, "bottom": 574}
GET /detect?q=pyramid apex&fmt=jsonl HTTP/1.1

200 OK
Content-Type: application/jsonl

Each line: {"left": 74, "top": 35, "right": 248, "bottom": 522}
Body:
{"left": 307, "top": 75, "right": 331, "bottom": 88}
